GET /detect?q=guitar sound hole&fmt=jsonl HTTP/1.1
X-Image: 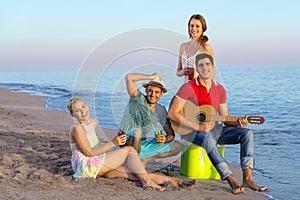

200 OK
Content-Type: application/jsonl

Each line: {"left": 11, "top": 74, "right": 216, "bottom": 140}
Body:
{"left": 197, "top": 113, "right": 206, "bottom": 123}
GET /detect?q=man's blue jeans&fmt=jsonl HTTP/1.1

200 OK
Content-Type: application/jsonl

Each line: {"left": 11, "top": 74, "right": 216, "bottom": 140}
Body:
{"left": 185, "top": 124, "right": 254, "bottom": 180}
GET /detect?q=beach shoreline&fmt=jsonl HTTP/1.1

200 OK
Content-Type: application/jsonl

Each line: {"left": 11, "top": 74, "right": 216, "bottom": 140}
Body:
{"left": 0, "top": 87, "right": 271, "bottom": 200}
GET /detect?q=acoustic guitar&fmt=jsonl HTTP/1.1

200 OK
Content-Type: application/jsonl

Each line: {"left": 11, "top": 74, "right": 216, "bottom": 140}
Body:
{"left": 171, "top": 100, "right": 265, "bottom": 135}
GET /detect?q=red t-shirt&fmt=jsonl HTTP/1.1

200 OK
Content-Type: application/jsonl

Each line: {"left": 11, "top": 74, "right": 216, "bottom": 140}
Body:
{"left": 176, "top": 78, "right": 226, "bottom": 113}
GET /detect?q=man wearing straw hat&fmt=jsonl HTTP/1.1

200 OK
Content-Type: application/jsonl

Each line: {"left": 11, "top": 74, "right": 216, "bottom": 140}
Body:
{"left": 119, "top": 72, "right": 181, "bottom": 166}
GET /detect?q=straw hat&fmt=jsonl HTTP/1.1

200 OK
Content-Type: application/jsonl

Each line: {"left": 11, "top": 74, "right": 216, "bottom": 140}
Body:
{"left": 142, "top": 77, "right": 169, "bottom": 93}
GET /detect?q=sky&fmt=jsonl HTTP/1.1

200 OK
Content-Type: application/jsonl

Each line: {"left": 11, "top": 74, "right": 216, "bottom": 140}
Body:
{"left": 1, "top": 0, "right": 300, "bottom": 70}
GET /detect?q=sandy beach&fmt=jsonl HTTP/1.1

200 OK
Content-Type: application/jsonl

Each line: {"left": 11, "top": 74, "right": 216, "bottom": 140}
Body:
{"left": 0, "top": 87, "right": 270, "bottom": 200}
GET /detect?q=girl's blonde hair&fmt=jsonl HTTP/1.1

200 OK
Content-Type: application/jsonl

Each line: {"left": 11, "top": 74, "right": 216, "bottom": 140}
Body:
{"left": 67, "top": 97, "right": 85, "bottom": 116}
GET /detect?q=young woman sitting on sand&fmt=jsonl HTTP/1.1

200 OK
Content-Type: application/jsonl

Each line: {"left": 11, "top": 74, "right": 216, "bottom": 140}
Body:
{"left": 67, "top": 97, "right": 196, "bottom": 191}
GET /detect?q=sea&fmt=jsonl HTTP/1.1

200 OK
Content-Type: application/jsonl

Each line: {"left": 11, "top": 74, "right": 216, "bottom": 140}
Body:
{"left": 0, "top": 65, "right": 299, "bottom": 200}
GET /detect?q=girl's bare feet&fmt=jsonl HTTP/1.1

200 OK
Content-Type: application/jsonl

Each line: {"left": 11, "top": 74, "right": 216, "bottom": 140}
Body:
{"left": 143, "top": 181, "right": 165, "bottom": 191}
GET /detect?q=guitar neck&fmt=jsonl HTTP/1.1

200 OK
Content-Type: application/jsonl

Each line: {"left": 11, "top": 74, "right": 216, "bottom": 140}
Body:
{"left": 211, "top": 115, "right": 241, "bottom": 122}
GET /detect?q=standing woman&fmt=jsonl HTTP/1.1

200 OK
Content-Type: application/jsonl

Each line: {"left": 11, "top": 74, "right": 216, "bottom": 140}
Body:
{"left": 176, "top": 14, "right": 214, "bottom": 81}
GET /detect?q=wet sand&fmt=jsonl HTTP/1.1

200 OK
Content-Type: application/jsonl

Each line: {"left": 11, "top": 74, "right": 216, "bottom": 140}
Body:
{"left": 0, "top": 87, "right": 270, "bottom": 200}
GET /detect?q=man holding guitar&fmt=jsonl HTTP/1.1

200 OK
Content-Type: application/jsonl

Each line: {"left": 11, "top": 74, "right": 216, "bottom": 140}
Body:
{"left": 168, "top": 53, "right": 267, "bottom": 195}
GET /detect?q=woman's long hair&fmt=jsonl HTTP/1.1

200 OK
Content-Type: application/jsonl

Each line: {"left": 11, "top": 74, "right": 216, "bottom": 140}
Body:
{"left": 188, "top": 14, "right": 209, "bottom": 48}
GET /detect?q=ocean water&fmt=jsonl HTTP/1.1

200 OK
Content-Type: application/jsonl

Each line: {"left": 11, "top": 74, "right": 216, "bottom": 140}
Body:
{"left": 0, "top": 65, "right": 299, "bottom": 200}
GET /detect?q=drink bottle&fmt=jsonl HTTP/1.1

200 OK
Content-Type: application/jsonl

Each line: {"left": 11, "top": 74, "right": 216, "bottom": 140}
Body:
{"left": 118, "top": 131, "right": 126, "bottom": 147}
{"left": 167, "top": 164, "right": 174, "bottom": 176}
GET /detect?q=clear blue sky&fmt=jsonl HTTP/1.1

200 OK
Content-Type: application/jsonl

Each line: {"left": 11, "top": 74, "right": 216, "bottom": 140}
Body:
{"left": 1, "top": 0, "right": 300, "bottom": 69}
